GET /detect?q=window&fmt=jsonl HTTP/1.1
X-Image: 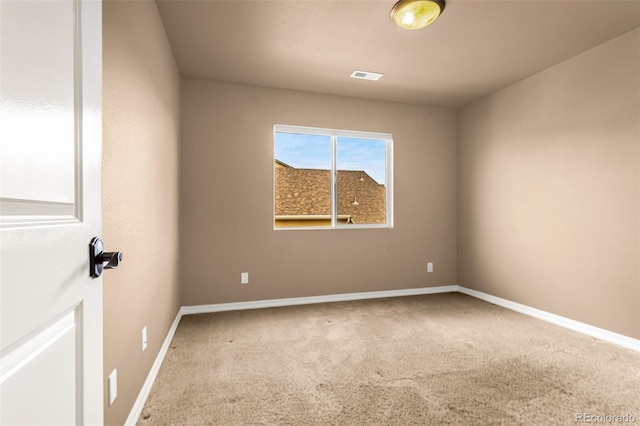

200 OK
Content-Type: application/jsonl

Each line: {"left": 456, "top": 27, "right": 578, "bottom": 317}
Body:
{"left": 274, "top": 125, "right": 393, "bottom": 229}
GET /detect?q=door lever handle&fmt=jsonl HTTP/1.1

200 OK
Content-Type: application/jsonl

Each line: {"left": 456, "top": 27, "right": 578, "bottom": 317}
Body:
{"left": 101, "top": 252, "right": 123, "bottom": 269}
{"left": 89, "top": 237, "right": 123, "bottom": 278}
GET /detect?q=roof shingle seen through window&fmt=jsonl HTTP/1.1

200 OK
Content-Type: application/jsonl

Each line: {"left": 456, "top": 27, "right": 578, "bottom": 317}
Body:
{"left": 275, "top": 162, "right": 386, "bottom": 225}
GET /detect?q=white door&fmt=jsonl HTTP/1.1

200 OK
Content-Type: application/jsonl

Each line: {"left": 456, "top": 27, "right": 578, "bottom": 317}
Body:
{"left": 0, "top": 0, "right": 104, "bottom": 424}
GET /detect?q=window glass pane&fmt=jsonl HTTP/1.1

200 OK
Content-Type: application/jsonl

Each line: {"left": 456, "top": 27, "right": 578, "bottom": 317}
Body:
{"left": 336, "top": 137, "right": 387, "bottom": 225}
{"left": 274, "top": 132, "right": 332, "bottom": 228}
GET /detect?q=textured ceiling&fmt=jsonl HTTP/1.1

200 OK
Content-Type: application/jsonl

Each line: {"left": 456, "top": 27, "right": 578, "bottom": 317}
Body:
{"left": 156, "top": 0, "right": 640, "bottom": 108}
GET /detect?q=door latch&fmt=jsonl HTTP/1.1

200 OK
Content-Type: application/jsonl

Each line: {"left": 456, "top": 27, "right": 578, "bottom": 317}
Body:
{"left": 89, "top": 237, "right": 123, "bottom": 278}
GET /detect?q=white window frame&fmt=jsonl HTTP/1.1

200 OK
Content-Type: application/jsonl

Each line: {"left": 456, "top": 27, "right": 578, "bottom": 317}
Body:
{"left": 274, "top": 124, "right": 394, "bottom": 230}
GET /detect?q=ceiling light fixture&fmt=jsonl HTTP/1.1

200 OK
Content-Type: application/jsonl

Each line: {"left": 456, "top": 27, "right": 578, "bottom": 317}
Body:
{"left": 391, "top": 0, "right": 445, "bottom": 30}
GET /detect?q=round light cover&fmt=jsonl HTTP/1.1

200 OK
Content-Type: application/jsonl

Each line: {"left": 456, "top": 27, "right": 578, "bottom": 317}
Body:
{"left": 391, "top": 0, "right": 444, "bottom": 30}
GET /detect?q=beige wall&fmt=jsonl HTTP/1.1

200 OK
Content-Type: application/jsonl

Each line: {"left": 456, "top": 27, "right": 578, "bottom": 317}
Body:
{"left": 180, "top": 80, "right": 457, "bottom": 305}
{"left": 103, "top": 1, "right": 181, "bottom": 425}
{"left": 458, "top": 29, "right": 640, "bottom": 339}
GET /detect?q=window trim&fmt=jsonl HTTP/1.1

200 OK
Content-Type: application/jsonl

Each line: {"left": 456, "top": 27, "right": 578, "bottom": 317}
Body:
{"left": 274, "top": 124, "right": 394, "bottom": 230}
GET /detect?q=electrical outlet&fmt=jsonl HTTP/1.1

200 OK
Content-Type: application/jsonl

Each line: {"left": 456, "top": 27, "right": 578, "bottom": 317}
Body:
{"left": 108, "top": 369, "right": 118, "bottom": 406}
{"left": 241, "top": 272, "right": 249, "bottom": 284}
{"left": 427, "top": 262, "right": 433, "bottom": 273}
{"left": 142, "top": 327, "right": 148, "bottom": 351}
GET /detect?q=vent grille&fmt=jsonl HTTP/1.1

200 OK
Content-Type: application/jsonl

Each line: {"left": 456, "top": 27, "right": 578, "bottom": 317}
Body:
{"left": 350, "top": 70, "right": 383, "bottom": 81}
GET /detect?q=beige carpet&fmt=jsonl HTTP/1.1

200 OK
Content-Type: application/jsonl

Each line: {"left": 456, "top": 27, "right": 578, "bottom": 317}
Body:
{"left": 138, "top": 293, "right": 640, "bottom": 425}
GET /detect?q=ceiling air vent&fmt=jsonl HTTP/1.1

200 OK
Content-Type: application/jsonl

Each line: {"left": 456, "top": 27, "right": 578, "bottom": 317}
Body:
{"left": 350, "top": 70, "right": 383, "bottom": 81}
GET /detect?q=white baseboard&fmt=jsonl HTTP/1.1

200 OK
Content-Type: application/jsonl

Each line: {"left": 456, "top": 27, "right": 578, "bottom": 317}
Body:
{"left": 124, "top": 309, "right": 183, "bottom": 426}
{"left": 126, "top": 284, "right": 640, "bottom": 423}
{"left": 457, "top": 286, "right": 640, "bottom": 352}
{"left": 181, "top": 285, "right": 458, "bottom": 315}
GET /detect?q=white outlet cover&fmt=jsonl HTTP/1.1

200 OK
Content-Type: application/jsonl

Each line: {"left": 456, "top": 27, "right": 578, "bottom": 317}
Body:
{"left": 427, "top": 263, "right": 434, "bottom": 273}
{"left": 142, "top": 327, "right": 148, "bottom": 351}
{"left": 241, "top": 272, "right": 249, "bottom": 284}
{"left": 108, "top": 369, "right": 117, "bottom": 405}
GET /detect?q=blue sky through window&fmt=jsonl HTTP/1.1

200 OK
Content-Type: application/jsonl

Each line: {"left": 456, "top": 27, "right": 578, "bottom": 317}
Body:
{"left": 275, "top": 132, "right": 386, "bottom": 185}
